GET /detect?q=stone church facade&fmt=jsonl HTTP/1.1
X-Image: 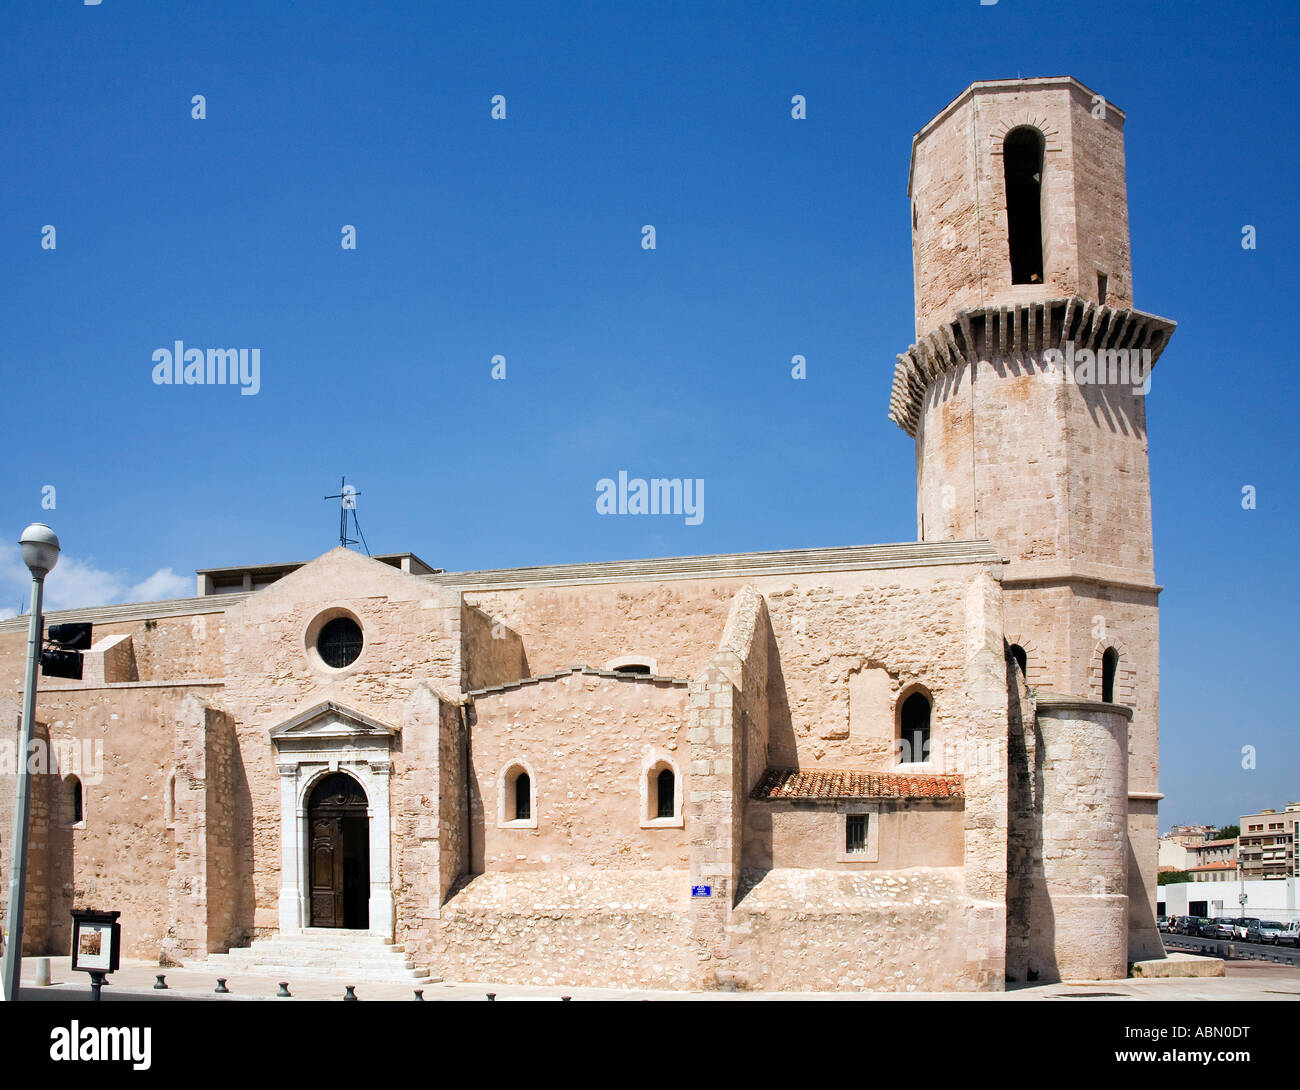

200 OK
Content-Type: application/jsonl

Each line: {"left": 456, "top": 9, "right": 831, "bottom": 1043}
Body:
{"left": 0, "top": 77, "right": 1174, "bottom": 992}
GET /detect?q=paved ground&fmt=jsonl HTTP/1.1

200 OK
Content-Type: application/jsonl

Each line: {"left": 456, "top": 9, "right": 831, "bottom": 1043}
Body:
{"left": 17, "top": 953, "right": 1300, "bottom": 1001}
{"left": 1164, "top": 934, "right": 1300, "bottom": 966}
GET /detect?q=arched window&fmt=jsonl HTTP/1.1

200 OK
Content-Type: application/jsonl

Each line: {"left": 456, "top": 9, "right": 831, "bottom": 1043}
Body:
{"left": 1102, "top": 647, "right": 1119, "bottom": 703}
{"left": 898, "top": 691, "right": 932, "bottom": 764}
{"left": 1009, "top": 644, "right": 1028, "bottom": 677}
{"left": 68, "top": 775, "right": 83, "bottom": 825}
{"left": 656, "top": 768, "right": 675, "bottom": 819}
{"left": 514, "top": 772, "right": 531, "bottom": 821}
{"left": 641, "top": 757, "right": 683, "bottom": 827}
{"left": 498, "top": 761, "right": 537, "bottom": 828}
{"left": 605, "top": 655, "right": 658, "bottom": 675}
{"left": 1003, "top": 127, "right": 1045, "bottom": 284}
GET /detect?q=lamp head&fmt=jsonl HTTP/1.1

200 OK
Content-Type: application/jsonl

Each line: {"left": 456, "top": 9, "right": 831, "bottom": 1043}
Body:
{"left": 19, "top": 523, "right": 60, "bottom": 577}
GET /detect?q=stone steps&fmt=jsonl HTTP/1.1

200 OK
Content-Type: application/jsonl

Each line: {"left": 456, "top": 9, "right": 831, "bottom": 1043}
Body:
{"left": 187, "top": 930, "right": 434, "bottom": 983}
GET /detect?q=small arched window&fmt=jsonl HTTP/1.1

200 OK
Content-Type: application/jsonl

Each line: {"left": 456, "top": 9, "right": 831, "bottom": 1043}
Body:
{"left": 614, "top": 663, "right": 651, "bottom": 675}
{"left": 497, "top": 761, "right": 537, "bottom": 828}
{"left": 899, "top": 691, "right": 932, "bottom": 764}
{"left": 641, "top": 757, "right": 683, "bottom": 827}
{"left": 514, "top": 772, "right": 531, "bottom": 821}
{"left": 69, "top": 775, "right": 83, "bottom": 825}
{"left": 1102, "top": 647, "right": 1119, "bottom": 703}
{"left": 656, "top": 768, "right": 675, "bottom": 819}
{"left": 1003, "top": 126, "right": 1045, "bottom": 284}
{"left": 1009, "top": 644, "right": 1028, "bottom": 677}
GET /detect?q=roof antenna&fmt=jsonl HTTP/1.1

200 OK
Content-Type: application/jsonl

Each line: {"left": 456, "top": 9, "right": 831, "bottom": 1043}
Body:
{"left": 324, "top": 476, "right": 371, "bottom": 556}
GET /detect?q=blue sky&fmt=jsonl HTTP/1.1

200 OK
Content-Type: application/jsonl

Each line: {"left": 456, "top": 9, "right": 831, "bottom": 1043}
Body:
{"left": 1, "top": 1, "right": 1296, "bottom": 826}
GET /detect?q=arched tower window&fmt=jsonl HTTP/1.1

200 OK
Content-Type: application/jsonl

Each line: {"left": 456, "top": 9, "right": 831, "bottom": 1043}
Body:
{"left": 656, "top": 768, "right": 675, "bottom": 819}
{"left": 898, "top": 691, "right": 932, "bottom": 764}
{"left": 1102, "top": 647, "right": 1119, "bottom": 703}
{"left": 1003, "top": 127, "right": 1045, "bottom": 285}
{"left": 1009, "top": 644, "right": 1028, "bottom": 677}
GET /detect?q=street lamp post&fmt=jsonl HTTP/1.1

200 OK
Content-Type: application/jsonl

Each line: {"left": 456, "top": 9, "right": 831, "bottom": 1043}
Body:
{"left": 1, "top": 523, "right": 59, "bottom": 1002}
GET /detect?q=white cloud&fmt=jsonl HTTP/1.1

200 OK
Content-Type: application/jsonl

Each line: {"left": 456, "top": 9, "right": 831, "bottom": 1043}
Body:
{"left": 0, "top": 552, "right": 193, "bottom": 614}
{"left": 126, "top": 568, "right": 192, "bottom": 603}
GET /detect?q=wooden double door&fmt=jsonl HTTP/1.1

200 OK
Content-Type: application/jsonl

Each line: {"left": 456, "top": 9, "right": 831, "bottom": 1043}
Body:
{"left": 308, "top": 773, "right": 370, "bottom": 929}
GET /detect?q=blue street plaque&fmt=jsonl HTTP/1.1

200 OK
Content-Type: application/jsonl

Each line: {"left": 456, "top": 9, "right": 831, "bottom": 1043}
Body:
{"left": 691, "top": 885, "right": 712, "bottom": 898}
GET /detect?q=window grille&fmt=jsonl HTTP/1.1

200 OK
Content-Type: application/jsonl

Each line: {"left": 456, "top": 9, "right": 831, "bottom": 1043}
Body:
{"left": 846, "top": 814, "right": 868, "bottom": 854}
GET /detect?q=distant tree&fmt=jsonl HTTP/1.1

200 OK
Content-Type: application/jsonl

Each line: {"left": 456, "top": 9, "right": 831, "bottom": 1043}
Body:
{"left": 1213, "top": 825, "right": 1240, "bottom": 841}
{"left": 1158, "top": 870, "right": 1192, "bottom": 886}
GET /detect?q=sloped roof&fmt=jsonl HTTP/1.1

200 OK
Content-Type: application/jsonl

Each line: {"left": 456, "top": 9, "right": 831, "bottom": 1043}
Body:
{"left": 466, "top": 664, "right": 689, "bottom": 699}
{"left": 753, "top": 768, "right": 964, "bottom": 801}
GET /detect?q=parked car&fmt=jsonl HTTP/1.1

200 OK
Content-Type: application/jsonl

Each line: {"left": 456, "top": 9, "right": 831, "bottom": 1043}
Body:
{"left": 1172, "top": 915, "right": 1193, "bottom": 935}
{"left": 1232, "top": 917, "right": 1261, "bottom": 940}
{"left": 1247, "top": 920, "right": 1288, "bottom": 944}
{"left": 1210, "top": 918, "right": 1237, "bottom": 939}
{"left": 1157, "top": 915, "right": 1170, "bottom": 932}
{"left": 1278, "top": 921, "right": 1300, "bottom": 947}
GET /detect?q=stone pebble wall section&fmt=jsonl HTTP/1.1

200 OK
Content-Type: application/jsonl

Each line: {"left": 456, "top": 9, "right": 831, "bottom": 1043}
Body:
{"left": 729, "top": 867, "right": 985, "bottom": 992}
{"left": 429, "top": 871, "right": 694, "bottom": 990}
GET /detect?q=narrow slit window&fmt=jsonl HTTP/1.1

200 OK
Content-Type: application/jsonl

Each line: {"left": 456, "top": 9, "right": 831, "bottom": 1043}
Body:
{"left": 514, "top": 772, "right": 531, "bottom": 821}
{"left": 1098, "top": 272, "right": 1109, "bottom": 305}
{"left": 70, "top": 776, "right": 83, "bottom": 825}
{"left": 1003, "top": 127, "right": 1045, "bottom": 284}
{"left": 846, "top": 814, "right": 868, "bottom": 855}
{"left": 655, "top": 768, "right": 675, "bottom": 819}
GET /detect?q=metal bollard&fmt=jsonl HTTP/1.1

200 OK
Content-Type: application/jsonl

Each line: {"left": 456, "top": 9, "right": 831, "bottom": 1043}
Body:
{"left": 486, "top": 992, "right": 496, "bottom": 1002}
{"left": 34, "top": 958, "right": 50, "bottom": 987}
{"left": 413, "top": 989, "right": 424, "bottom": 1001}
{"left": 153, "top": 975, "right": 168, "bottom": 990}
{"left": 277, "top": 982, "right": 291, "bottom": 997}
{"left": 344, "top": 985, "right": 358, "bottom": 1001}
{"left": 215, "top": 978, "right": 229, "bottom": 993}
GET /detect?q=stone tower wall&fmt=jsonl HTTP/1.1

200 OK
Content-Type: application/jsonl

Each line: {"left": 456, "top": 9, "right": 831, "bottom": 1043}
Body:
{"left": 908, "top": 78, "right": 1132, "bottom": 339}
{"left": 902, "top": 78, "right": 1172, "bottom": 968}
{"left": 1028, "top": 698, "right": 1130, "bottom": 980}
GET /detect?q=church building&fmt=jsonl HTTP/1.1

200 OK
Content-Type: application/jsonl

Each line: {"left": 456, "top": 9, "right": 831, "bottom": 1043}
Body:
{"left": 0, "top": 77, "right": 1175, "bottom": 991}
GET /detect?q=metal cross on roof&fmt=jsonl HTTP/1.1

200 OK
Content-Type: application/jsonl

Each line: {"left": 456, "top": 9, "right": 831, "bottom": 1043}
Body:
{"left": 324, "top": 476, "right": 370, "bottom": 554}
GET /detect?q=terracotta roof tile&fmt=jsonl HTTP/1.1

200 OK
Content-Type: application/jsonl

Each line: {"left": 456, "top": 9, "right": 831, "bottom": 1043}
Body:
{"left": 752, "top": 767, "right": 964, "bottom": 801}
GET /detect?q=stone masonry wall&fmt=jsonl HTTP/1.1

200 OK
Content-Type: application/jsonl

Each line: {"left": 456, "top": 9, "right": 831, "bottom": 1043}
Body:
{"left": 728, "top": 867, "right": 990, "bottom": 992}
{"left": 430, "top": 870, "right": 693, "bottom": 989}
{"left": 218, "top": 548, "right": 462, "bottom": 931}
{"left": 466, "top": 672, "right": 689, "bottom": 872}
{"left": 3, "top": 685, "right": 214, "bottom": 961}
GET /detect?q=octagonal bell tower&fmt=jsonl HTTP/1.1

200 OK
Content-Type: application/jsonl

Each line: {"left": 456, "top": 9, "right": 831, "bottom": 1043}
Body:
{"left": 890, "top": 78, "right": 1177, "bottom": 971}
